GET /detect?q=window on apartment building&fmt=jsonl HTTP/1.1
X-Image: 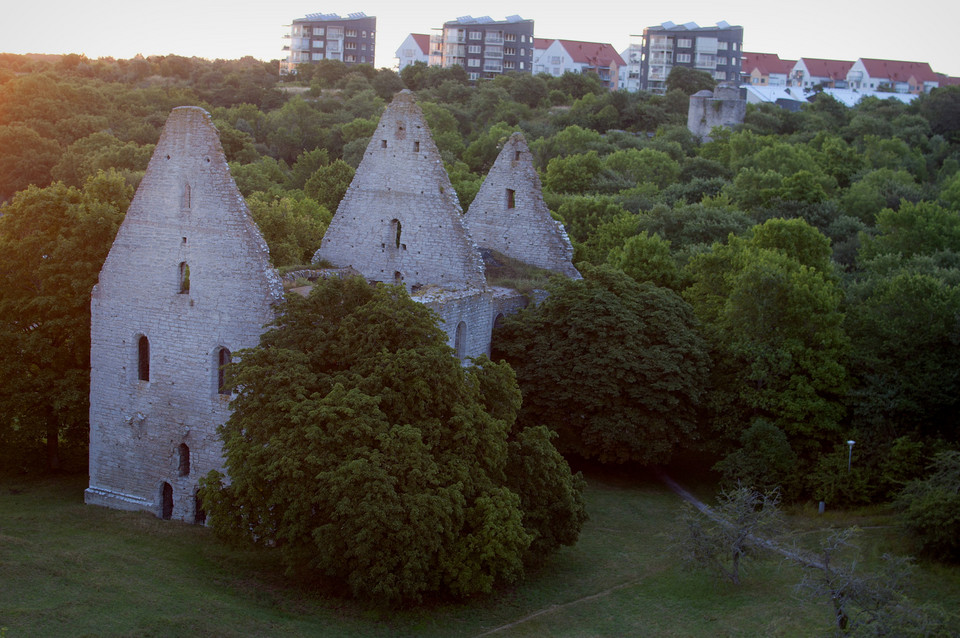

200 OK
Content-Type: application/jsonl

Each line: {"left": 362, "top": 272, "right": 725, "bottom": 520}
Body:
{"left": 714, "top": 71, "right": 726, "bottom": 80}
{"left": 470, "top": 31, "right": 482, "bottom": 40}
{"left": 361, "top": 56, "right": 366, "bottom": 63}
{"left": 361, "top": 44, "right": 366, "bottom": 51}
{"left": 312, "top": 52, "right": 322, "bottom": 60}
{"left": 505, "top": 47, "right": 516, "bottom": 55}
{"left": 550, "top": 56, "right": 561, "bottom": 64}
{"left": 521, "top": 35, "right": 526, "bottom": 42}
{"left": 717, "top": 57, "right": 727, "bottom": 66}
{"left": 732, "top": 43, "right": 738, "bottom": 51}
{"left": 362, "top": 30, "right": 367, "bottom": 37}
{"left": 328, "top": 27, "right": 343, "bottom": 37}
{"left": 468, "top": 58, "right": 480, "bottom": 67}
{"left": 505, "top": 33, "right": 517, "bottom": 42}
{"left": 717, "top": 41, "right": 728, "bottom": 50}
{"left": 469, "top": 45, "right": 481, "bottom": 53}
{"left": 346, "top": 29, "right": 357, "bottom": 37}
{"left": 345, "top": 42, "right": 356, "bottom": 50}
{"left": 312, "top": 40, "right": 323, "bottom": 47}
{"left": 345, "top": 55, "right": 355, "bottom": 62}
{"left": 677, "top": 38, "right": 692, "bottom": 48}
{"left": 520, "top": 48, "right": 525, "bottom": 56}
{"left": 469, "top": 72, "right": 479, "bottom": 80}
{"left": 676, "top": 53, "right": 691, "bottom": 63}
{"left": 504, "top": 61, "right": 515, "bottom": 69}
{"left": 520, "top": 61, "right": 524, "bottom": 70}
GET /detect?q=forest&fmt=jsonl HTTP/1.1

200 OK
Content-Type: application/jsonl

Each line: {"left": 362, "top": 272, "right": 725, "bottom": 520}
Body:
{"left": 1, "top": 52, "right": 960, "bottom": 565}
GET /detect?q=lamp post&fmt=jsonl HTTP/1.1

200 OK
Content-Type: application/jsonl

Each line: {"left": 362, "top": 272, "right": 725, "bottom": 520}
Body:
{"left": 847, "top": 440, "right": 855, "bottom": 472}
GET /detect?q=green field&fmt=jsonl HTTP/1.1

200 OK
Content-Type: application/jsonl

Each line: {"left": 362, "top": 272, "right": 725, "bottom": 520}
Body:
{"left": 1, "top": 470, "right": 957, "bottom": 637}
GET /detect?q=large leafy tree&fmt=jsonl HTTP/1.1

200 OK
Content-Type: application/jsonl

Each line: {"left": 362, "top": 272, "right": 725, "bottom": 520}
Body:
{"left": 201, "top": 276, "right": 585, "bottom": 603}
{"left": 684, "top": 219, "right": 848, "bottom": 457}
{"left": 493, "top": 265, "right": 711, "bottom": 464}
{"left": 0, "top": 171, "right": 131, "bottom": 469}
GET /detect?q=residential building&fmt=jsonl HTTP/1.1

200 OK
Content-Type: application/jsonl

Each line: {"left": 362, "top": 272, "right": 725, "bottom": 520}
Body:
{"left": 281, "top": 12, "right": 376, "bottom": 75}
{"left": 428, "top": 15, "right": 534, "bottom": 81}
{"left": 533, "top": 39, "right": 625, "bottom": 90}
{"left": 396, "top": 33, "right": 430, "bottom": 70}
{"left": 741, "top": 52, "right": 794, "bottom": 87}
{"left": 789, "top": 58, "right": 853, "bottom": 90}
{"left": 639, "top": 21, "right": 743, "bottom": 94}
{"left": 619, "top": 41, "right": 643, "bottom": 92}
{"left": 847, "top": 58, "right": 939, "bottom": 93}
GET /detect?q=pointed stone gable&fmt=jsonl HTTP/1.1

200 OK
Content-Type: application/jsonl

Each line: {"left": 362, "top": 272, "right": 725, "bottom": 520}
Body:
{"left": 87, "top": 106, "right": 282, "bottom": 522}
{"left": 465, "top": 132, "right": 580, "bottom": 278}
{"left": 314, "top": 90, "right": 486, "bottom": 289}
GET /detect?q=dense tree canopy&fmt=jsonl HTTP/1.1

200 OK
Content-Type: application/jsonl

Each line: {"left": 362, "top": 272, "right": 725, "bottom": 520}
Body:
{"left": 493, "top": 266, "right": 711, "bottom": 464}
{"left": 201, "top": 277, "right": 586, "bottom": 603}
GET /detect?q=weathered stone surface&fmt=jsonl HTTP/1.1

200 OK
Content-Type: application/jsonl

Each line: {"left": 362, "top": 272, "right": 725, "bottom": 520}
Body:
{"left": 465, "top": 132, "right": 580, "bottom": 279}
{"left": 86, "top": 106, "right": 282, "bottom": 522}
{"left": 314, "top": 90, "right": 486, "bottom": 290}
{"left": 687, "top": 85, "right": 747, "bottom": 142}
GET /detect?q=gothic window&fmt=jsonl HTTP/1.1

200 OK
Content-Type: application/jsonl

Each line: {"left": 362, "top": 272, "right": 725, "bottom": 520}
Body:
{"left": 217, "top": 347, "right": 231, "bottom": 395}
{"left": 138, "top": 336, "right": 150, "bottom": 382}
{"left": 179, "top": 262, "right": 190, "bottom": 294}
{"left": 178, "top": 443, "right": 190, "bottom": 476}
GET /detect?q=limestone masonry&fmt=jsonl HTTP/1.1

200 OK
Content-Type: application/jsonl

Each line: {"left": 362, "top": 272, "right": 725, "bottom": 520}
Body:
{"left": 465, "top": 132, "right": 580, "bottom": 279}
{"left": 87, "top": 92, "right": 579, "bottom": 521}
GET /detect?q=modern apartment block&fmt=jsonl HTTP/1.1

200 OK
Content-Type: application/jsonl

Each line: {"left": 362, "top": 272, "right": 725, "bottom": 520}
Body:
{"left": 281, "top": 12, "right": 376, "bottom": 75}
{"left": 639, "top": 21, "right": 743, "bottom": 93}
{"left": 429, "top": 15, "right": 534, "bottom": 80}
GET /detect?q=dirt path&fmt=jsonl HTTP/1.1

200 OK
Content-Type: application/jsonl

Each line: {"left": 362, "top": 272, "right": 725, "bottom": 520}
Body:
{"left": 472, "top": 579, "right": 642, "bottom": 637}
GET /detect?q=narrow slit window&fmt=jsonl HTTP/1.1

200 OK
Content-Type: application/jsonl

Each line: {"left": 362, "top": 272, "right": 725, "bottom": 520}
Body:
{"left": 138, "top": 336, "right": 150, "bottom": 382}
{"left": 413, "top": 141, "right": 420, "bottom": 152}
{"left": 381, "top": 139, "right": 387, "bottom": 148}
{"left": 179, "top": 262, "right": 190, "bottom": 294}
{"left": 506, "top": 189, "right": 516, "bottom": 209}
{"left": 514, "top": 150, "right": 521, "bottom": 161}
{"left": 181, "top": 183, "right": 191, "bottom": 210}
{"left": 178, "top": 443, "right": 190, "bottom": 476}
{"left": 217, "top": 348, "right": 231, "bottom": 395}
{"left": 391, "top": 219, "right": 402, "bottom": 249}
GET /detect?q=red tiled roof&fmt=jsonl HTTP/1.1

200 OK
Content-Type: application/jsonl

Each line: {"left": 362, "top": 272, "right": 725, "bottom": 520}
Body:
{"left": 799, "top": 58, "right": 854, "bottom": 80}
{"left": 742, "top": 52, "right": 793, "bottom": 75}
{"left": 534, "top": 38, "right": 554, "bottom": 50}
{"left": 937, "top": 73, "right": 960, "bottom": 86}
{"left": 411, "top": 33, "right": 430, "bottom": 55}
{"left": 556, "top": 39, "right": 626, "bottom": 67}
{"left": 860, "top": 58, "right": 938, "bottom": 83}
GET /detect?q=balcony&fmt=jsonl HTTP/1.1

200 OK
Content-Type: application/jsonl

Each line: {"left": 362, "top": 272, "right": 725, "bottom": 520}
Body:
{"left": 483, "top": 61, "right": 503, "bottom": 73}
{"left": 485, "top": 33, "right": 503, "bottom": 44}
{"left": 484, "top": 47, "right": 503, "bottom": 59}
{"left": 444, "top": 43, "right": 465, "bottom": 57}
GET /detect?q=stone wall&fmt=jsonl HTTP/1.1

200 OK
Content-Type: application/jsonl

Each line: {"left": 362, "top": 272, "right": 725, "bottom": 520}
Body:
{"left": 314, "top": 90, "right": 486, "bottom": 290}
{"left": 86, "top": 107, "right": 282, "bottom": 522}
{"left": 687, "top": 86, "right": 747, "bottom": 142}
{"left": 465, "top": 132, "right": 580, "bottom": 279}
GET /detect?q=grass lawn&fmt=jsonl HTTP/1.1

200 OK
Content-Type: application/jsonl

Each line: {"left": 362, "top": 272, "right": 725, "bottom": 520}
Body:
{"left": 1, "top": 469, "right": 958, "bottom": 637}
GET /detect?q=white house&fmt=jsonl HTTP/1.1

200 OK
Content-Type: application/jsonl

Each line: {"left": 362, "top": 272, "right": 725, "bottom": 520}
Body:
{"left": 395, "top": 33, "right": 430, "bottom": 70}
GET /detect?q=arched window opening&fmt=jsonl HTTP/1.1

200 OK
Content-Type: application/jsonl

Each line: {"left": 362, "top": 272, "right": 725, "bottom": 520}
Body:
{"left": 390, "top": 219, "right": 402, "bottom": 249}
{"left": 493, "top": 313, "right": 505, "bottom": 331}
{"left": 217, "top": 347, "right": 231, "bottom": 395}
{"left": 394, "top": 271, "right": 403, "bottom": 284}
{"left": 181, "top": 183, "right": 191, "bottom": 210}
{"left": 137, "top": 336, "right": 150, "bottom": 382}
{"left": 179, "top": 262, "right": 190, "bottom": 294}
{"left": 160, "top": 482, "right": 173, "bottom": 520}
{"left": 455, "top": 321, "right": 467, "bottom": 360}
{"left": 178, "top": 443, "right": 190, "bottom": 477}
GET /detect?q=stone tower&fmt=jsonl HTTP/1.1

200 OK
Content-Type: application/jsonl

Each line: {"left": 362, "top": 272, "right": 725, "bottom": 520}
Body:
{"left": 687, "top": 85, "right": 747, "bottom": 142}
{"left": 465, "top": 132, "right": 580, "bottom": 278}
{"left": 85, "top": 107, "right": 282, "bottom": 522}
{"left": 313, "top": 90, "right": 485, "bottom": 290}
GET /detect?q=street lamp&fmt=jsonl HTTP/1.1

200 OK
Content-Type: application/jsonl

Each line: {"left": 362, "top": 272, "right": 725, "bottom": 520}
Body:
{"left": 847, "top": 440, "right": 856, "bottom": 472}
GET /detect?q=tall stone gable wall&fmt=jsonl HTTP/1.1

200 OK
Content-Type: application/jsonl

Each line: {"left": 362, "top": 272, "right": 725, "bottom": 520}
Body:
{"left": 85, "top": 107, "right": 283, "bottom": 522}
{"left": 687, "top": 86, "right": 747, "bottom": 142}
{"left": 465, "top": 133, "right": 580, "bottom": 279}
{"left": 314, "top": 90, "right": 486, "bottom": 290}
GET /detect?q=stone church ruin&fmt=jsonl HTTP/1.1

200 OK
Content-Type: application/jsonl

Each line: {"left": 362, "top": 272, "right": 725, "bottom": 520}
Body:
{"left": 86, "top": 91, "right": 578, "bottom": 521}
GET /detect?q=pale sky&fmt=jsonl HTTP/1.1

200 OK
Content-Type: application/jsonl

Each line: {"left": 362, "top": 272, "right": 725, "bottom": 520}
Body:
{"left": 2, "top": 0, "right": 958, "bottom": 77}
